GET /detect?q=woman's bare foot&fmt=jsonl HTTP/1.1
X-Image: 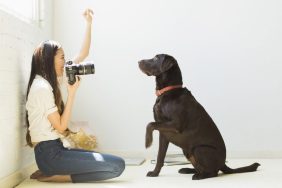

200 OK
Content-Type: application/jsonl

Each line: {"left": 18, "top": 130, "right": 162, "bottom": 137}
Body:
{"left": 30, "top": 170, "right": 47, "bottom": 179}
{"left": 30, "top": 170, "right": 71, "bottom": 182}
{"left": 37, "top": 175, "right": 72, "bottom": 182}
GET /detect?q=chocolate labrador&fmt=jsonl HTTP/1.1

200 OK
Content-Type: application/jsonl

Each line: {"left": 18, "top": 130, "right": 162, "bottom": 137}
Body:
{"left": 138, "top": 54, "right": 260, "bottom": 180}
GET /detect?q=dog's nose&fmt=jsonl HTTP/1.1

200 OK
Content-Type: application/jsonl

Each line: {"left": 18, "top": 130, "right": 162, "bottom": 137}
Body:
{"left": 139, "top": 60, "right": 146, "bottom": 64}
{"left": 138, "top": 60, "right": 145, "bottom": 69}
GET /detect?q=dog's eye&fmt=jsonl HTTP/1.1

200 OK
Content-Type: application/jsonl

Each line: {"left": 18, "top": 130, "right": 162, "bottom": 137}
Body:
{"left": 154, "top": 56, "right": 158, "bottom": 61}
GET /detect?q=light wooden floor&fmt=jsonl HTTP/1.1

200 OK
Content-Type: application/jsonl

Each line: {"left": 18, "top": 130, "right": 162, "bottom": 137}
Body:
{"left": 16, "top": 159, "right": 282, "bottom": 188}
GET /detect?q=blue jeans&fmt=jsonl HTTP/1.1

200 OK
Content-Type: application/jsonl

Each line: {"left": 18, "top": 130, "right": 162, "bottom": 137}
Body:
{"left": 34, "top": 139, "right": 125, "bottom": 183}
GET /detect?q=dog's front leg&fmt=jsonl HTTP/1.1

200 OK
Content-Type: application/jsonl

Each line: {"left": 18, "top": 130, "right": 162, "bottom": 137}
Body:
{"left": 146, "top": 121, "right": 179, "bottom": 148}
{"left": 147, "top": 133, "right": 169, "bottom": 177}
{"left": 145, "top": 122, "right": 156, "bottom": 148}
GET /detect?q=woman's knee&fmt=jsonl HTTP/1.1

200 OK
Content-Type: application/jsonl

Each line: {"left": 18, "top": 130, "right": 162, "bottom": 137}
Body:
{"left": 115, "top": 157, "right": 125, "bottom": 176}
{"left": 109, "top": 156, "right": 125, "bottom": 177}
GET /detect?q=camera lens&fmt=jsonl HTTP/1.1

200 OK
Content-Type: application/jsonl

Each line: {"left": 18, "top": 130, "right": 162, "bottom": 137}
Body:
{"left": 78, "top": 64, "right": 95, "bottom": 75}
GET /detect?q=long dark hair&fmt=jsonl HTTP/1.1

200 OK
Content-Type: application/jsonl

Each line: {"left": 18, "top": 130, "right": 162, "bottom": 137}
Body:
{"left": 25, "top": 40, "right": 64, "bottom": 147}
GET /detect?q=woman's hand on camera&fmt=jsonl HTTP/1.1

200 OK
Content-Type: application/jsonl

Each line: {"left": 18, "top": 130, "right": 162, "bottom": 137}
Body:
{"left": 67, "top": 75, "right": 81, "bottom": 96}
{"left": 83, "top": 9, "right": 93, "bottom": 24}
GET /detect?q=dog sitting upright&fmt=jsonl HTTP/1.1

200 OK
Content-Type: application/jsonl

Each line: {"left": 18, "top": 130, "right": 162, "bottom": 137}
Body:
{"left": 138, "top": 54, "right": 260, "bottom": 180}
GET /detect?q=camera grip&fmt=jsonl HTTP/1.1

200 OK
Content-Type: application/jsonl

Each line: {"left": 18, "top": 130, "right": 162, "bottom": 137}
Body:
{"left": 68, "top": 73, "right": 76, "bottom": 85}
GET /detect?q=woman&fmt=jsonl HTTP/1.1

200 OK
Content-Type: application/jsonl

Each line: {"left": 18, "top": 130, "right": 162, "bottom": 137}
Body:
{"left": 25, "top": 9, "right": 125, "bottom": 183}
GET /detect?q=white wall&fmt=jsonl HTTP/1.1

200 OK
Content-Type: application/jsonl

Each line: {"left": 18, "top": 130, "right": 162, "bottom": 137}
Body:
{"left": 54, "top": 0, "right": 282, "bottom": 157}
{"left": 0, "top": 1, "right": 53, "bottom": 182}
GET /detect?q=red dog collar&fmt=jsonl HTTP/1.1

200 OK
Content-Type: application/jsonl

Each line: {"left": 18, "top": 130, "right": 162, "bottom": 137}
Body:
{"left": 156, "top": 85, "right": 183, "bottom": 96}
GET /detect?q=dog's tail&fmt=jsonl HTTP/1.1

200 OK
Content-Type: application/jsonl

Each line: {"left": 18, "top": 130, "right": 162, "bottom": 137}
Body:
{"left": 220, "top": 163, "right": 260, "bottom": 174}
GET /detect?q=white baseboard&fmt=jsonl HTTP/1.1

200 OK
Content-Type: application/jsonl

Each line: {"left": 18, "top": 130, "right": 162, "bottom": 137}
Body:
{"left": 100, "top": 149, "right": 282, "bottom": 159}
{"left": 226, "top": 150, "right": 282, "bottom": 159}
{"left": 0, "top": 163, "right": 37, "bottom": 188}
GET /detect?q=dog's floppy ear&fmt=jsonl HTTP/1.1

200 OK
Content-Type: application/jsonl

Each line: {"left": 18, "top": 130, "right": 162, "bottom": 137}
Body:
{"left": 160, "top": 55, "right": 177, "bottom": 73}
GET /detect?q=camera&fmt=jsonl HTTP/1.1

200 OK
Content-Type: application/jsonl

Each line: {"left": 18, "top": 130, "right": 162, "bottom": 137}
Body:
{"left": 65, "top": 61, "right": 95, "bottom": 85}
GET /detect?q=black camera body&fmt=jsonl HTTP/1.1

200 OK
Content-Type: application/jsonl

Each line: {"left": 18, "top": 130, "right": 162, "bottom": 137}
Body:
{"left": 65, "top": 61, "right": 95, "bottom": 85}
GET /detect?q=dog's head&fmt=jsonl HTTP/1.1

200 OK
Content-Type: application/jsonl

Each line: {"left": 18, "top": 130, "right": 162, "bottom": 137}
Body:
{"left": 138, "top": 54, "right": 182, "bottom": 90}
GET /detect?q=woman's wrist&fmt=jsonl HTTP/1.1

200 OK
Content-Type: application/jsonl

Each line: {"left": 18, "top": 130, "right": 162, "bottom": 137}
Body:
{"left": 68, "top": 92, "right": 76, "bottom": 99}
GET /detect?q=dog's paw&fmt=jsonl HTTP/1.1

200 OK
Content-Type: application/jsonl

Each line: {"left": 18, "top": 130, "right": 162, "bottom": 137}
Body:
{"left": 145, "top": 123, "right": 154, "bottom": 148}
{"left": 178, "top": 168, "right": 196, "bottom": 174}
{"left": 146, "top": 171, "right": 159, "bottom": 177}
{"left": 145, "top": 132, "right": 153, "bottom": 148}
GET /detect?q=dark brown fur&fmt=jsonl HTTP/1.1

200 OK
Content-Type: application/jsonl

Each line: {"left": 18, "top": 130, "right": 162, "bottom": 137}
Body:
{"left": 138, "top": 54, "right": 260, "bottom": 180}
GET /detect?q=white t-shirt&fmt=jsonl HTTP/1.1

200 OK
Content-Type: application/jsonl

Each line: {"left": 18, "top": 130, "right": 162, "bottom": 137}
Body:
{"left": 26, "top": 75, "right": 61, "bottom": 143}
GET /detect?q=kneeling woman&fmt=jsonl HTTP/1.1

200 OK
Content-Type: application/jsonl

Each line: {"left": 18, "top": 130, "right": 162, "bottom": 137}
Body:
{"left": 25, "top": 9, "right": 125, "bottom": 183}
